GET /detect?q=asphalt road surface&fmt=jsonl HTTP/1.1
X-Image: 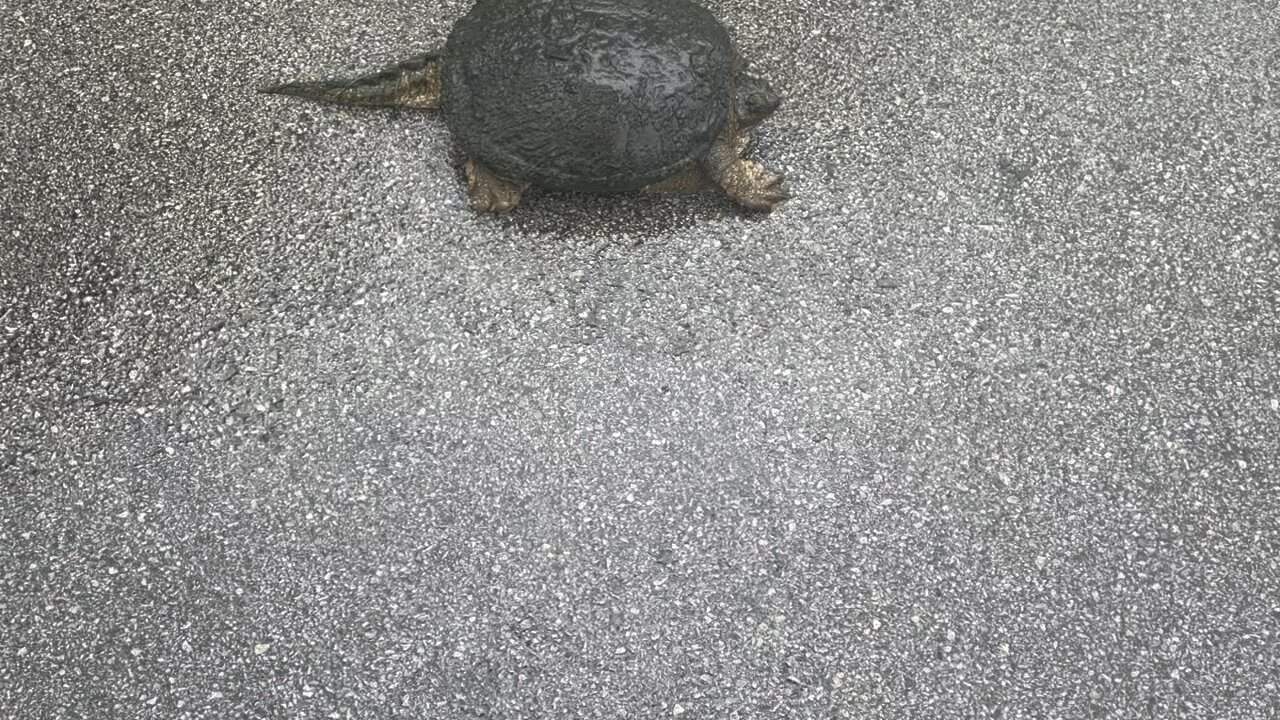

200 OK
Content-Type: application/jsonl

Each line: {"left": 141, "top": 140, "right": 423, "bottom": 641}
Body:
{"left": 3, "top": 0, "right": 1278, "bottom": 718}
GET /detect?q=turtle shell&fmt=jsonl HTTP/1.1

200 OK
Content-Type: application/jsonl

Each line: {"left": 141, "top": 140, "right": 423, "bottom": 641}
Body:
{"left": 442, "top": 0, "right": 735, "bottom": 193}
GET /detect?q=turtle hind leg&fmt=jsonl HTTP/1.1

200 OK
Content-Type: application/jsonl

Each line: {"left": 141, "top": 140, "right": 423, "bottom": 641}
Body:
{"left": 703, "top": 129, "right": 788, "bottom": 212}
{"left": 258, "top": 51, "right": 444, "bottom": 110}
{"left": 465, "top": 158, "right": 524, "bottom": 213}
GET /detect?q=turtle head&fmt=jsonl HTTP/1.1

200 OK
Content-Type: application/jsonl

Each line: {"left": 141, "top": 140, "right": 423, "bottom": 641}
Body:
{"left": 735, "top": 73, "right": 780, "bottom": 129}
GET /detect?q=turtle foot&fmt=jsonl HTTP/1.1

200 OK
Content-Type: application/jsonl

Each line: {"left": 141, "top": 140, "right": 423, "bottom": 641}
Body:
{"left": 722, "top": 159, "right": 788, "bottom": 212}
{"left": 465, "top": 158, "right": 523, "bottom": 213}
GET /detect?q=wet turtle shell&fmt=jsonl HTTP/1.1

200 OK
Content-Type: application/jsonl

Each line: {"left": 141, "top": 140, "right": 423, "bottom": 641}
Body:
{"left": 441, "top": 0, "right": 736, "bottom": 193}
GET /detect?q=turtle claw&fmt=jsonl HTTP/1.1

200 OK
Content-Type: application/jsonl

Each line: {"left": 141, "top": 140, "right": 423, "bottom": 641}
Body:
{"left": 471, "top": 186, "right": 521, "bottom": 213}
{"left": 725, "top": 161, "right": 789, "bottom": 212}
{"left": 465, "top": 158, "right": 523, "bottom": 213}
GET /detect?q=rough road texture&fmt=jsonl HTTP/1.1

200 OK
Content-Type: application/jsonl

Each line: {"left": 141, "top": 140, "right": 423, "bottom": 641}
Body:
{"left": 2, "top": 0, "right": 1278, "bottom": 718}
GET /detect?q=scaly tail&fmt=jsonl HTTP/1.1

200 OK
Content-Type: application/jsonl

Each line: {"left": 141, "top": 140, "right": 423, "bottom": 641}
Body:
{"left": 258, "top": 52, "right": 443, "bottom": 110}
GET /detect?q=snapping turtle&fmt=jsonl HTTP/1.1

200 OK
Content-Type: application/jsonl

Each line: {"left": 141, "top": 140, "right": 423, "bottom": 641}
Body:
{"left": 259, "top": 0, "right": 787, "bottom": 213}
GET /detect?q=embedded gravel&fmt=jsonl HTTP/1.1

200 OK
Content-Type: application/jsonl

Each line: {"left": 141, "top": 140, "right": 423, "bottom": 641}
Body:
{"left": 3, "top": 0, "right": 1279, "bottom": 718}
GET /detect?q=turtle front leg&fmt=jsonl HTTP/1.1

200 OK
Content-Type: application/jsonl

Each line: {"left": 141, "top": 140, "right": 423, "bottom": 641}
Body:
{"left": 643, "top": 164, "right": 714, "bottom": 194}
{"left": 465, "top": 158, "right": 524, "bottom": 213}
{"left": 703, "top": 129, "right": 788, "bottom": 212}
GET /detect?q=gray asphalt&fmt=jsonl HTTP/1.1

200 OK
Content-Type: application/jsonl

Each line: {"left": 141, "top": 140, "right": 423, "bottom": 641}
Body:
{"left": 3, "top": 0, "right": 1279, "bottom": 718}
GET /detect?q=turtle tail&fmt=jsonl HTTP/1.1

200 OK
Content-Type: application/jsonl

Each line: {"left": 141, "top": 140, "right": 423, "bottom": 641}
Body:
{"left": 258, "top": 52, "right": 443, "bottom": 110}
